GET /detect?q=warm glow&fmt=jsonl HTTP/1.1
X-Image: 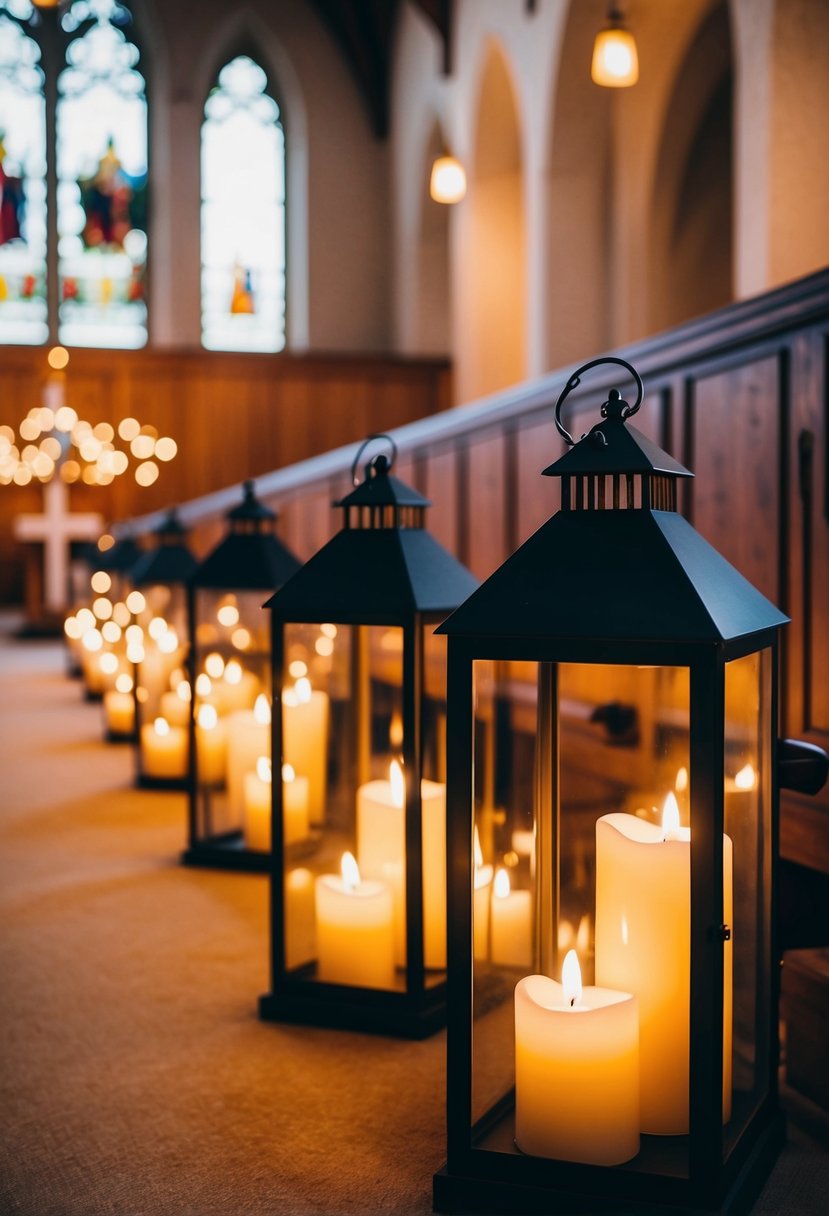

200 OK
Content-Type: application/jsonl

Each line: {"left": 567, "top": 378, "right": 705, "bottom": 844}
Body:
{"left": 320, "top": 623, "right": 337, "bottom": 639}
{"left": 390, "top": 759, "right": 404, "bottom": 808}
{"left": 176, "top": 680, "right": 191, "bottom": 702}
{"left": 562, "top": 949, "right": 583, "bottom": 1006}
{"left": 198, "top": 703, "right": 218, "bottom": 730}
{"left": 341, "top": 851, "right": 361, "bottom": 891}
{"left": 389, "top": 710, "right": 403, "bottom": 748}
{"left": 734, "top": 763, "right": 756, "bottom": 790}
{"left": 288, "top": 659, "right": 307, "bottom": 679}
{"left": 493, "top": 867, "right": 511, "bottom": 899}
{"left": 131, "top": 433, "right": 155, "bottom": 460}
{"left": 154, "top": 437, "right": 177, "bottom": 462}
{"left": 154, "top": 717, "right": 170, "bottom": 737}
{"left": 99, "top": 653, "right": 118, "bottom": 675}
{"left": 82, "top": 629, "right": 103, "bottom": 652}
{"left": 576, "top": 915, "right": 591, "bottom": 954}
{"left": 54, "top": 406, "right": 78, "bottom": 433}
{"left": 118, "top": 417, "right": 141, "bottom": 442}
{"left": 281, "top": 762, "right": 294, "bottom": 784}
{"left": 136, "top": 687, "right": 149, "bottom": 703}
{"left": 76, "top": 608, "right": 95, "bottom": 631}
{"left": 662, "top": 790, "right": 681, "bottom": 839}
{"left": 195, "top": 673, "right": 212, "bottom": 697}
{"left": 231, "top": 627, "right": 251, "bottom": 650}
{"left": 126, "top": 645, "right": 145, "bottom": 665}
{"left": 315, "top": 636, "right": 334, "bottom": 657}
{"left": 92, "top": 597, "right": 113, "bottom": 620}
{"left": 47, "top": 345, "right": 69, "bottom": 369}
{"left": 224, "top": 659, "right": 242, "bottom": 685}
{"left": 126, "top": 590, "right": 146, "bottom": 615}
{"left": 253, "top": 693, "right": 271, "bottom": 726}
{"left": 257, "top": 756, "right": 272, "bottom": 783}
{"left": 157, "top": 630, "right": 178, "bottom": 655}
{"left": 115, "top": 673, "right": 133, "bottom": 694}
{"left": 135, "top": 461, "right": 159, "bottom": 487}
{"left": 125, "top": 624, "right": 144, "bottom": 646}
{"left": 295, "top": 677, "right": 311, "bottom": 704}
{"left": 64, "top": 616, "right": 81, "bottom": 640}
{"left": 430, "top": 154, "right": 467, "bottom": 204}
{"left": 205, "top": 652, "right": 225, "bottom": 679}
{"left": 148, "top": 616, "right": 167, "bottom": 640}
{"left": 591, "top": 25, "right": 639, "bottom": 88}
{"left": 474, "top": 825, "right": 484, "bottom": 869}
{"left": 112, "top": 602, "right": 131, "bottom": 628}
{"left": 217, "top": 604, "right": 239, "bottom": 627}
{"left": 90, "top": 570, "right": 111, "bottom": 594}
{"left": 675, "top": 766, "right": 689, "bottom": 793}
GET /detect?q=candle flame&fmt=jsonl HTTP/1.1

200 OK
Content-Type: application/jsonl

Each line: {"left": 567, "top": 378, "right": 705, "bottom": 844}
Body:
{"left": 390, "top": 759, "right": 404, "bottom": 808}
{"left": 257, "top": 756, "right": 272, "bottom": 783}
{"left": 282, "top": 762, "right": 295, "bottom": 784}
{"left": 562, "top": 949, "right": 582, "bottom": 1007}
{"left": 389, "top": 710, "right": 403, "bottom": 748}
{"left": 176, "top": 680, "right": 191, "bottom": 702}
{"left": 224, "top": 658, "right": 242, "bottom": 685}
{"left": 295, "top": 676, "right": 312, "bottom": 704}
{"left": 253, "top": 693, "right": 271, "bottom": 725}
{"left": 493, "top": 867, "right": 511, "bottom": 899}
{"left": 675, "top": 765, "right": 689, "bottom": 792}
{"left": 341, "top": 851, "right": 360, "bottom": 891}
{"left": 195, "top": 673, "right": 212, "bottom": 697}
{"left": 198, "top": 703, "right": 218, "bottom": 730}
{"left": 734, "top": 763, "right": 756, "bottom": 790}
{"left": 154, "top": 717, "right": 170, "bottom": 738}
{"left": 662, "top": 790, "right": 681, "bottom": 839}
{"left": 473, "top": 825, "right": 484, "bottom": 869}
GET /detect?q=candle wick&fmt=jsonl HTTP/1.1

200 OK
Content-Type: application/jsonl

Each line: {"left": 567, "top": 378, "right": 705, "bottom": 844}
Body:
{"left": 570, "top": 996, "right": 575, "bottom": 1008}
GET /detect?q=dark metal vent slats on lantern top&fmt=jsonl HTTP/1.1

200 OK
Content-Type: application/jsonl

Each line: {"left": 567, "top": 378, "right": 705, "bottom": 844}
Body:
{"left": 182, "top": 481, "right": 301, "bottom": 872}
{"left": 259, "top": 435, "right": 479, "bottom": 1038}
{"left": 431, "top": 358, "right": 827, "bottom": 1214}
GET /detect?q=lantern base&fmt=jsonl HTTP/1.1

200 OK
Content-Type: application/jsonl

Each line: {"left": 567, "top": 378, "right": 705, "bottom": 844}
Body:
{"left": 105, "top": 729, "right": 137, "bottom": 745}
{"left": 258, "top": 985, "right": 446, "bottom": 1040}
{"left": 181, "top": 833, "right": 271, "bottom": 873}
{"left": 433, "top": 1110, "right": 785, "bottom": 1214}
{"left": 135, "top": 773, "right": 189, "bottom": 792}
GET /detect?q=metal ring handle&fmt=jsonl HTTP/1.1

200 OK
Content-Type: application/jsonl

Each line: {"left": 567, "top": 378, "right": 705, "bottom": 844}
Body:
{"left": 350, "top": 433, "right": 397, "bottom": 485}
{"left": 554, "top": 357, "right": 644, "bottom": 446}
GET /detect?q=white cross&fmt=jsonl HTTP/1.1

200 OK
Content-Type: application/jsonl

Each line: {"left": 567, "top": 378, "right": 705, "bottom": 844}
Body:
{"left": 14, "top": 477, "right": 103, "bottom": 612}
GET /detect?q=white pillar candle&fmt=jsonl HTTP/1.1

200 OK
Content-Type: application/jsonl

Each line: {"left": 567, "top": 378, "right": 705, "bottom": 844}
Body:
{"left": 195, "top": 703, "right": 227, "bottom": 786}
{"left": 515, "top": 952, "right": 640, "bottom": 1165}
{"left": 159, "top": 681, "right": 191, "bottom": 727}
{"left": 490, "top": 868, "right": 532, "bottom": 968}
{"left": 225, "top": 694, "right": 271, "bottom": 822}
{"left": 141, "top": 716, "right": 188, "bottom": 779}
{"left": 244, "top": 760, "right": 311, "bottom": 851}
{"left": 283, "top": 678, "right": 329, "bottom": 824}
{"left": 356, "top": 761, "right": 447, "bottom": 968}
{"left": 285, "top": 867, "right": 317, "bottom": 970}
{"left": 219, "top": 659, "right": 259, "bottom": 714}
{"left": 103, "top": 689, "right": 135, "bottom": 736}
{"left": 314, "top": 852, "right": 395, "bottom": 988}
{"left": 595, "top": 794, "right": 733, "bottom": 1135}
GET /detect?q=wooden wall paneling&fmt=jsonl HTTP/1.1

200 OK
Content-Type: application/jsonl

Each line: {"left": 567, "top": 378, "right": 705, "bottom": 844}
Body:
{"left": 514, "top": 414, "right": 562, "bottom": 546}
{"left": 421, "top": 443, "right": 461, "bottom": 560}
{"left": 465, "top": 428, "right": 509, "bottom": 581}
{"left": 690, "top": 356, "right": 781, "bottom": 604}
{"left": 275, "top": 483, "right": 337, "bottom": 563}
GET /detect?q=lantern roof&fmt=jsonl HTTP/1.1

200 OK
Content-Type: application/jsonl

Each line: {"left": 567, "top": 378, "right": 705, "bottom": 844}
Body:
{"left": 439, "top": 359, "right": 787, "bottom": 646}
{"left": 192, "top": 483, "right": 301, "bottom": 591}
{"left": 265, "top": 435, "right": 477, "bottom": 622}
{"left": 130, "top": 508, "right": 197, "bottom": 588}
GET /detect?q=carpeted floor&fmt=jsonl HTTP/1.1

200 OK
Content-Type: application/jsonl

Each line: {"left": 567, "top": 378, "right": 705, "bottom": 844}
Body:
{"left": 1, "top": 632, "right": 827, "bottom": 1216}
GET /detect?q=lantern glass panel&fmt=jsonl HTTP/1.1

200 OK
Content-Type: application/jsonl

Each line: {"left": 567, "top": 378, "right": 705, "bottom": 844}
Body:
{"left": 723, "top": 647, "right": 773, "bottom": 1152}
{"left": 135, "top": 584, "right": 190, "bottom": 781}
{"left": 192, "top": 588, "right": 271, "bottom": 846}
{"left": 470, "top": 657, "right": 699, "bottom": 1168}
{"left": 422, "top": 626, "right": 448, "bottom": 787}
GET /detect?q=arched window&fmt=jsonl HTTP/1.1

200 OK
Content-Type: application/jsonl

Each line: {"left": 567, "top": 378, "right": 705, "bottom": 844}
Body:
{"left": 200, "top": 54, "right": 286, "bottom": 353}
{"left": 0, "top": 0, "right": 147, "bottom": 348}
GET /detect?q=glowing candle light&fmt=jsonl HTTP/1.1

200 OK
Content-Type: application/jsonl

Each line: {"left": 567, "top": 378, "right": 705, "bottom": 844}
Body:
{"left": 314, "top": 852, "right": 395, "bottom": 987}
{"left": 141, "top": 715, "right": 188, "bottom": 779}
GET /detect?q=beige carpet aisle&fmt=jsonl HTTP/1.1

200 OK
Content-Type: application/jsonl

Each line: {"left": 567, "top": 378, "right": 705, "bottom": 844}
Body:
{"left": 1, "top": 633, "right": 827, "bottom": 1216}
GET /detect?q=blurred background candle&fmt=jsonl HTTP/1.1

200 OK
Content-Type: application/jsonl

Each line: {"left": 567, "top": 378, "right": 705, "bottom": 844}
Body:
{"left": 314, "top": 852, "right": 394, "bottom": 987}
{"left": 141, "top": 715, "right": 188, "bottom": 779}
{"left": 283, "top": 678, "right": 329, "bottom": 824}
{"left": 244, "top": 756, "right": 272, "bottom": 851}
{"left": 103, "top": 688, "right": 134, "bottom": 736}
{"left": 285, "top": 867, "right": 317, "bottom": 970}
{"left": 159, "top": 680, "right": 191, "bottom": 727}
{"left": 220, "top": 659, "right": 259, "bottom": 713}
{"left": 473, "top": 827, "right": 493, "bottom": 961}
{"left": 490, "top": 867, "right": 532, "bottom": 967}
{"left": 226, "top": 693, "right": 271, "bottom": 821}
{"left": 196, "top": 703, "right": 227, "bottom": 786}
{"left": 515, "top": 952, "right": 639, "bottom": 1164}
{"left": 595, "top": 793, "right": 733, "bottom": 1134}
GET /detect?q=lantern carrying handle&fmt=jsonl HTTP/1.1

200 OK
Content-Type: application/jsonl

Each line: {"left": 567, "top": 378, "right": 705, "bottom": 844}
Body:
{"left": 554, "top": 357, "right": 644, "bottom": 446}
{"left": 351, "top": 433, "right": 397, "bottom": 485}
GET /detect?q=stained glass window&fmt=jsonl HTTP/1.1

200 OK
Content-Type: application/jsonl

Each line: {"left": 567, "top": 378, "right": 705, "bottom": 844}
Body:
{"left": 57, "top": 0, "right": 147, "bottom": 347}
{"left": 201, "top": 55, "right": 286, "bottom": 353}
{"left": 0, "top": 0, "right": 147, "bottom": 349}
{"left": 0, "top": 3, "right": 47, "bottom": 344}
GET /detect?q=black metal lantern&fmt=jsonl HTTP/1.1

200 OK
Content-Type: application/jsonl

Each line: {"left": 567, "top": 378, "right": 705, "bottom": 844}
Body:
{"left": 128, "top": 509, "right": 197, "bottom": 790}
{"left": 259, "top": 435, "right": 479, "bottom": 1038}
{"left": 182, "top": 481, "right": 301, "bottom": 871}
{"left": 433, "top": 359, "right": 796, "bottom": 1212}
{"left": 65, "top": 532, "right": 142, "bottom": 703}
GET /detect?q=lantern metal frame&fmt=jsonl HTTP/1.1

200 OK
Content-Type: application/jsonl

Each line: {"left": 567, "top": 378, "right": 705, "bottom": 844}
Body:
{"left": 433, "top": 360, "right": 793, "bottom": 1213}
{"left": 181, "top": 481, "right": 301, "bottom": 872}
{"left": 130, "top": 509, "right": 197, "bottom": 791}
{"left": 259, "top": 435, "right": 479, "bottom": 1039}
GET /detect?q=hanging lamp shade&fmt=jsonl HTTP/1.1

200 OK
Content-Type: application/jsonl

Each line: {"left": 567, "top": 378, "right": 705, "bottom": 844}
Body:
{"left": 591, "top": 9, "right": 639, "bottom": 88}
